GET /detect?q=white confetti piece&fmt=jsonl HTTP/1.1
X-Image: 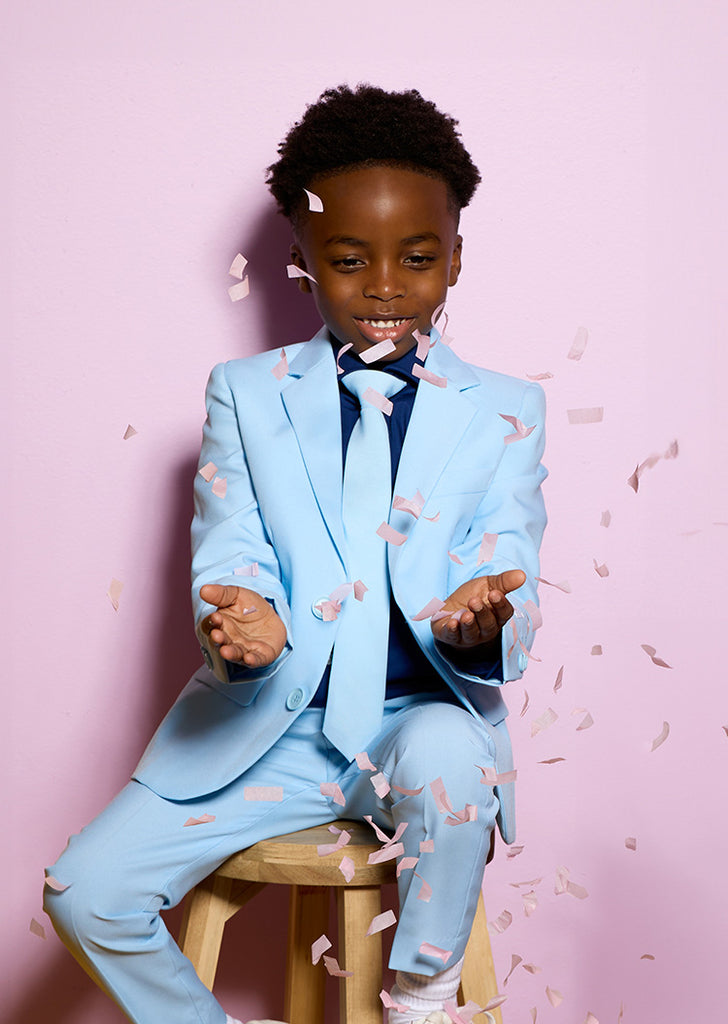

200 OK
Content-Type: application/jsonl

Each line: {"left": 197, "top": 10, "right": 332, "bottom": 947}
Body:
{"left": 413, "top": 363, "right": 447, "bottom": 388}
{"left": 359, "top": 340, "right": 397, "bottom": 364}
{"left": 311, "top": 934, "right": 332, "bottom": 964}
{"left": 320, "top": 782, "right": 346, "bottom": 806}
{"left": 286, "top": 263, "right": 317, "bottom": 284}
{"left": 369, "top": 771, "right": 390, "bottom": 798}
{"left": 233, "top": 562, "right": 259, "bottom": 577}
{"left": 339, "top": 856, "right": 355, "bottom": 882}
{"left": 625, "top": 837, "right": 637, "bottom": 851}
{"left": 123, "top": 424, "right": 137, "bottom": 440}
{"left": 228, "top": 253, "right": 248, "bottom": 278}
{"left": 531, "top": 708, "right": 558, "bottom": 737}
{"left": 304, "top": 188, "right": 323, "bottom": 212}
{"left": 271, "top": 348, "right": 288, "bottom": 381}
{"left": 376, "top": 522, "right": 407, "bottom": 546}
{"left": 419, "top": 942, "right": 453, "bottom": 963}
{"left": 567, "top": 407, "right": 603, "bottom": 424}
{"left": 211, "top": 476, "right": 227, "bottom": 499}
{"left": 198, "top": 461, "right": 218, "bottom": 482}
{"left": 641, "top": 644, "right": 672, "bottom": 668}
{"left": 651, "top": 721, "right": 670, "bottom": 751}
{"left": 29, "top": 918, "right": 46, "bottom": 940}
{"left": 228, "top": 278, "right": 250, "bottom": 301}
{"left": 243, "top": 786, "right": 283, "bottom": 801}
{"left": 336, "top": 341, "right": 354, "bottom": 374}
{"left": 593, "top": 559, "right": 609, "bottom": 578}
{"left": 477, "top": 531, "right": 498, "bottom": 566}
{"left": 366, "top": 909, "right": 396, "bottom": 935}
{"left": 323, "top": 953, "right": 353, "bottom": 977}
{"left": 183, "top": 813, "right": 215, "bottom": 826}
{"left": 536, "top": 575, "right": 572, "bottom": 593}
{"left": 107, "top": 578, "right": 123, "bottom": 611}
{"left": 567, "top": 325, "right": 589, "bottom": 360}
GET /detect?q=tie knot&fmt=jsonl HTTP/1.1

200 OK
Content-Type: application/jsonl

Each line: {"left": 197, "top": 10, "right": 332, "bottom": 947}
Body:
{"left": 342, "top": 369, "right": 406, "bottom": 409}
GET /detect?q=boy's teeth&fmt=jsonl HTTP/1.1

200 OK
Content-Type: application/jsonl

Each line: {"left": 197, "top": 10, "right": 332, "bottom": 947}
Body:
{"left": 364, "top": 318, "right": 406, "bottom": 328}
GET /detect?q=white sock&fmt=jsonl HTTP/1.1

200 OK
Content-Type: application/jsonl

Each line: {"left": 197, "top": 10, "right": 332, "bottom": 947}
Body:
{"left": 225, "top": 1015, "right": 243, "bottom": 1024}
{"left": 387, "top": 957, "right": 464, "bottom": 1023}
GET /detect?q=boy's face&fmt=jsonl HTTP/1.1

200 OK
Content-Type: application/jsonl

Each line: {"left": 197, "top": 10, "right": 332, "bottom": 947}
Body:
{"left": 290, "top": 165, "right": 462, "bottom": 362}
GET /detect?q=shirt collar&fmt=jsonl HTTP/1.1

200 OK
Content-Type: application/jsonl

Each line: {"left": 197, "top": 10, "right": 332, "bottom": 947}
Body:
{"left": 330, "top": 333, "right": 423, "bottom": 389}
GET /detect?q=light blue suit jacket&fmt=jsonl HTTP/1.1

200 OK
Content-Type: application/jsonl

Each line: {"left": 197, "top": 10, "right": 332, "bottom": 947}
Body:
{"left": 133, "top": 328, "right": 547, "bottom": 842}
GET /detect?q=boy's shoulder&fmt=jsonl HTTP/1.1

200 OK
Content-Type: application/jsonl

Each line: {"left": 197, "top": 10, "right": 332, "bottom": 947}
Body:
{"left": 435, "top": 343, "right": 545, "bottom": 404}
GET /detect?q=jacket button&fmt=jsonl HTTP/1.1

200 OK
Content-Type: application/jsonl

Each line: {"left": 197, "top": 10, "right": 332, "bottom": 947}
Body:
{"left": 311, "top": 597, "right": 330, "bottom": 619}
{"left": 286, "top": 687, "right": 305, "bottom": 710}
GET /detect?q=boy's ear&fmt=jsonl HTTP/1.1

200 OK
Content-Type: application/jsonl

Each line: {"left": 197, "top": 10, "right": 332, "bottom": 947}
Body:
{"left": 448, "top": 235, "right": 463, "bottom": 287}
{"left": 290, "top": 244, "right": 312, "bottom": 294}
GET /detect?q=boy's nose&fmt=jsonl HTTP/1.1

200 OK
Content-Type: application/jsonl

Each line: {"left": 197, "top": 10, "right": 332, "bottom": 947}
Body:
{"left": 362, "top": 262, "right": 405, "bottom": 301}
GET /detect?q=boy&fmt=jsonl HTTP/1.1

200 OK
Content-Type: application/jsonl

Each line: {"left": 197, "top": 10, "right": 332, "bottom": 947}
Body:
{"left": 45, "top": 85, "right": 547, "bottom": 1024}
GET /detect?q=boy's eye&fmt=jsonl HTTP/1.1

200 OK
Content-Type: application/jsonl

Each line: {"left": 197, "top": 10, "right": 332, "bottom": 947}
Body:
{"left": 404, "top": 253, "right": 437, "bottom": 267}
{"left": 332, "top": 256, "right": 365, "bottom": 270}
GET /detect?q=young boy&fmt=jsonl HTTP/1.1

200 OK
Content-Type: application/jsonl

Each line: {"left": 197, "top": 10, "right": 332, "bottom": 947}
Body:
{"left": 45, "top": 85, "right": 547, "bottom": 1024}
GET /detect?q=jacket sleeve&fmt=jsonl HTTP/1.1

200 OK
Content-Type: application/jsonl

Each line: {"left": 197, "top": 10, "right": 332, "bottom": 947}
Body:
{"left": 437, "top": 381, "right": 548, "bottom": 685}
{"left": 190, "top": 361, "right": 293, "bottom": 683}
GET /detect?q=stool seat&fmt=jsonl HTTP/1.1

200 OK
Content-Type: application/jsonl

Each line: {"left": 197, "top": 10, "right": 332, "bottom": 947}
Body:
{"left": 179, "top": 821, "right": 501, "bottom": 1024}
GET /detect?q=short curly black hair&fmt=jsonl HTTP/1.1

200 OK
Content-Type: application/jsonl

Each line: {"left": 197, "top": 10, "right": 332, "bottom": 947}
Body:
{"left": 266, "top": 84, "right": 481, "bottom": 224}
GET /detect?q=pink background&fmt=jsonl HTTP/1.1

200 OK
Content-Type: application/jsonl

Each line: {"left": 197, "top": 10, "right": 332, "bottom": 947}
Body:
{"left": 4, "top": 2, "right": 727, "bottom": 1022}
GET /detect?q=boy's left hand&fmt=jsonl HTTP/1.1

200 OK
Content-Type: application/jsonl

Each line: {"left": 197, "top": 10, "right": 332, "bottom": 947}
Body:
{"left": 431, "top": 569, "right": 526, "bottom": 649}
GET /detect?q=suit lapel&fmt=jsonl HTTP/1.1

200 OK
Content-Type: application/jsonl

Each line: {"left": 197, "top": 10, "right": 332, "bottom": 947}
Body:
{"left": 280, "top": 330, "right": 347, "bottom": 564}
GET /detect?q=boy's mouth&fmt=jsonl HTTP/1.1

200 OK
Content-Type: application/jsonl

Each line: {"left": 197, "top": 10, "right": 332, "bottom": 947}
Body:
{"left": 354, "top": 316, "right": 417, "bottom": 345}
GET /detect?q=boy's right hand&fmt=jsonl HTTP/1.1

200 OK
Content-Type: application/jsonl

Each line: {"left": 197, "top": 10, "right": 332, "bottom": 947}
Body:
{"left": 199, "top": 584, "right": 287, "bottom": 669}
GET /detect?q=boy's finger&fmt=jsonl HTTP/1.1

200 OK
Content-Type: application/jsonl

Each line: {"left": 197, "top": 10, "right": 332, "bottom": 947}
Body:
{"left": 488, "top": 591, "right": 514, "bottom": 628}
{"left": 492, "top": 569, "right": 526, "bottom": 595}
{"left": 200, "top": 583, "right": 239, "bottom": 609}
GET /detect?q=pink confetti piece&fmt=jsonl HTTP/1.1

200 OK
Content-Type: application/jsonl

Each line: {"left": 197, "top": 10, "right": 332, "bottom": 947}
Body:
{"left": 243, "top": 786, "right": 283, "bottom": 801}
{"left": 413, "top": 363, "right": 448, "bottom": 388}
{"left": 555, "top": 866, "right": 589, "bottom": 900}
{"left": 397, "top": 856, "right": 419, "bottom": 877}
{"left": 211, "top": 476, "right": 228, "bottom": 499}
{"left": 419, "top": 942, "right": 453, "bottom": 964}
{"left": 519, "top": 690, "right": 530, "bottom": 717}
{"left": 413, "top": 328, "right": 432, "bottom": 361}
{"left": 506, "top": 845, "right": 524, "bottom": 858}
{"left": 600, "top": 509, "right": 612, "bottom": 527}
{"left": 584, "top": 1014, "right": 599, "bottom": 1024}
{"left": 411, "top": 597, "right": 446, "bottom": 621}
{"left": 336, "top": 341, "right": 354, "bottom": 374}
{"left": 367, "top": 842, "right": 405, "bottom": 864}
{"left": 640, "top": 953, "right": 655, "bottom": 960}
{"left": 483, "top": 994, "right": 509, "bottom": 1012}
{"left": 380, "top": 989, "right": 411, "bottom": 1013}
{"left": 576, "top": 712, "right": 594, "bottom": 731}
{"left": 323, "top": 954, "right": 353, "bottom": 978}
{"left": 393, "top": 489, "right": 425, "bottom": 518}
{"left": 29, "top": 918, "right": 46, "bottom": 940}
{"left": 241, "top": 605, "right": 257, "bottom": 615}
{"left": 445, "top": 804, "right": 478, "bottom": 826}
{"left": 419, "top": 839, "right": 434, "bottom": 853}
{"left": 228, "top": 252, "right": 248, "bottom": 278}
{"left": 530, "top": 1009, "right": 537, "bottom": 1023}
{"left": 477, "top": 765, "right": 518, "bottom": 786}
{"left": 328, "top": 582, "right": 353, "bottom": 604}
{"left": 591, "top": 645, "right": 603, "bottom": 656}
{"left": 510, "top": 876, "right": 543, "bottom": 888}
{"left": 538, "top": 757, "right": 566, "bottom": 764}
{"left": 317, "top": 829, "right": 352, "bottom": 857}
{"left": 107, "top": 578, "right": 123, "bottom": 611}
{"left": 228, "top": 278, "right": 250, "bottom": 302}
{"left": 123, "top": 424, "right": 137, "bottom": 440}
{"left": 443, "top": 1000, "right": 469, "bottom": 1024}
{"left": 44, "top": 875, "right": 70, "bottom": 892}
{"left": 431, "top": 607, "right": 466, "bottom": 623}
{"left": 356, "top": 751, "right": 376, "bottom": 771}
{"left": 320, "top": 599, "right": 340, "bottom": 621}
{"left": 366, "top": 909, "right": 397, "bottom": 935}
{"left": 430, "top": 776, "right": 453, "bottom": 814}
{"left": 651, "top": 721, "right": 670, "bottom": 751}
{"left": 448, "top": 550, "right": 464, "bottom": 564}
{"left": 487, "top": 909, "right": 513, "bottom": 935}
{"left": 234, "top": 562, "right": 259, "bottom": 577}
{"left": 391, "top": 783, "right": 425, "bottom": 795}
{"left": 320, "top": 781, "right": 346, "bottom": 806}
{"left": 593, "top": 559, "right": 609, "bottom": 578}
{"left": 546, "top": 987, "right": 564, "bottom": 1008}
{"left": 503, "top": 954, "right": 523, "bottom": 985}
{"left": 303, "top": 188, "right": 324, "bottom": 212}
{"left": 722, "top": 725, "right": 728, "bottom": 738}
{"left": 198, "top": 461, "right": 218, "bottom": 482}
{"left": 522, "top": 962, "right": 542, "bottom": 974}
{"left": 567, "top": 407, "right": 604, "bottom": 424}
{"left": 376, "top": 521, "right": 408, "bottom": 546}
{"left": 522, "top": 891, "right": 539, "bottom": 916}
{"left": 526, "top": 371, "right": 554, "bottom": 381}
{"left": 627, "top": 439, "right": 679, "bottom": 492}
{"left": 640, "top": 644, "right": 672, "bottom": 668}
{"left": 311, "top": 934, "right": 332, "bottom": 964}
{"left": 618, "top": 1003, "right": 625, "bottom": 1023}
{"left": 536, "top": 575, "right": 572, "bottom": 593}
{"left": 363, "top": 815, "right": 393, "bottom": 843}
{"left": 359, "top": 340, "right": 397, "bottom": 364}
{"left": 477, "top": 531, "right": 498, "bottom": 566}
{"left": 553, "top": 666, "right": 564, "bottom": 692}
{"left": 183, "top": 813, "right": 216, "bottom": 827}
{"left": 531, "top": 708, "right": 558, "bottom": 737}
{"left": 271, "top": 348, "right": 289, "bottom": 381}
{"left": 353, "top": 579, "right": 368, "bottom": 601}
{"left": 524, "top": 599, "right": 543, "bottom": 629}
{"left": 519, "top": 637, "right": 542, "bottom": 663}
{"left": 499, "top": 413, "right": 536, "bottom": 444}
{"left": 338, "top": 855, "right": 355, "bottom": 882}
{"left": 286, "top": 263, "right": 317, "bottom": 285}
{"left": 369, "top": 771, "right": 391, "bottom": 798}
{"left": 625, "top": 837, "right": 637, "bottom": 851}
{"left": 567, "top": 325, "right": 589, "bottom": 360}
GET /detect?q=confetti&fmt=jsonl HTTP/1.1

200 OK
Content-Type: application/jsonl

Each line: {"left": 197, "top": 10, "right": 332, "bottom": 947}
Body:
{"left": 366, "top": 909, "right": 397, "bottom": 935}
{"left": 625, "top": 837, "right": 637, "bottom": 851}
{"left": 44, "top": 875, "right": 70, "bottom": 892}
{"left": 522, "top": 962, "right": 542, "bottom": 974}
{"left": 198, "top": 461, "right": 218, "bottom": 482}
{"left": 107, "top": 578, "right": 123, "bottom": 611}
{"left": 419, "top": 839, "right": 434, "bottom": 853}
{"left": 228, "top": 252, "right": 248, "bottom": 278}
{"left": 430, "top": 777, "right": 453, "bottom": 814}
{"left": 640, "top": 953, "right": 655, "bottom": 960}
{"left": 526, "top": 371, "right": 554, "bottom": 381}
{"left": 555, "top": 866, "right": 589, "bottom": 899}
{"left": 553, "top": 666, "right": 564, "bottom": 692}
{"left": 567, "top": 325, "right": 589, "bottom": 360}
{"left": 323, "top": 954, "right": 353, "bottom": 978}
{"left": 567, "top": 407, "right": 604, "bottom": 425}
{"left": 593, "top": 559, "right": 610, "bottom": 578}
{"left": 520, "top": 691, "right": 530, "bottom": 717}
{"left": 413, "top": 328, "right": 433, "bottom": 360}
{"left": 499, "top": 413, "right": 536, "bottom": 444}
{"left": 359, "top": 340, "right": 397, "bottom": 364}
{"left": 506, "top": 845, "right": 524, "bottom": 858}
{"left": 304, "top": 188, "right": 324, "bottom": 212}
{"left": 531, "top": 708, "right": 558, "bottom": 737}
{"left": 234, "top": 562, "right": 259, "bottom": 577}
{"left": 640, "top": 644, "right": 672, "bottom": 669}
{"left": 419, "top": 942, "right": 453, "bottom": 963}
{"left": 367, "top": 843, "right": 405, "bottom": 864}
{"left": 320, "top": 782, "right": 346, "bottom": 806}
{"left": 393, "top": 489, "right": 425, "bottom": 518}
{"left": 448, "top": 550, "right": 464, "bottom": 564}
{"left": 286, "top": 263, "right": 317, "bottom": 284}
{"left": 509, "top": 877, "right": 542, "bottom": 888}
{"left": 397, "top": 856, "right": 420, "bottom": 876}
{"left": 243, "top": 786, "right": 283, "bottom": 801}
{"left": 546, "top": 987, "right": 564, "bottom": 1008}
{"left": 363, "top": 815, "right": 401, "bottom": 844}
{"left": 353, "top": 579, "right": 368, "bottom": 600}
{"left": 319, "top": 599, "right": 340, "bottom": 621}
{"left": 445, "top": 804, "right": 478, "bottom": 826}
{"left": 584, "top": 1014, "right": 599, "bottom": 1024}
{"left": 477, "top": 532, "right": 498, "bottom": 566}
{"left": 522, "top": 890, "right": 538, "bottom": 916}
{"left": 477, "top": 765, "right": 518, "bottom": 786}
{"left": 29, "top": 918, "right": 46, "bottom": 940}
{"left": 329, "top": 582, "right": 353, "bottom": 604}
{"left": 411, "top": 597, "right": 446, "bottom": 621}
{"left": 336, "top": 341, "right": 354, "bottom": 374}
{"left": 380, "top": 990, "right": 411, "bottom": 1013}
{"left": 627, "top": 439, "right": 679, "bottom": 492}
{"left": 483, "top": 994, "right": 508, "bottom": 1012}
{"left": 211, "top": 476, "right": 228, "bottom": 499}
{"left": 338, "top": 856, "right": 355, "bottom": 882}
{"left": 488, "top": 910, "right": 513, "bottom": 935}
{"left": 591, "top": 645, "right": 603, "bottom": 656}
{"left": 618, "top": 1003, "right": 625, "bottom": 1023}
{"left": 524, "top": 599, "right": 543, "bottom": 629}
{"left": 317, "top": 829, "right": 351, "bottom": 857}
{"left": 271, "top": 348, "right": 288, "bottom": 381}
{"left": 503, "top": 954, "right": 523, "bottom": 985}
{"left": 376, "top": 522, "right": 408, "bottom": 546}
{"left": 123, "top": 424, "right": 137, "bottom": 440}
{"left": 311, "top": 934, "right": 332, "bottom": 964}
{"left": 536, "top": 575, "right": 572, "bottom": 593}
{"left": 413, "top": 364, "right": 447, "bottom": 388}
{"left": 228, "top": 278, "right": 250, "bottom": 302}
{"left": 538, "top": 757, "right": 566, "bottom": 764}
{"left": 576, "top": 712, "right": 594, "bottom": 731}
{"left": 391, "top": 783, "right": 425, "bottom": 795}
{"left": 369, "top": 772, "right": 391, "bottom": 798}
{"left": 651, "top": 721, "right": 670, "bottom": 751}
{"left": 530, "top": 1010, "right": 537, "bottom": 1023}
{"left": 600, "top": 509, "right": 612, "bottom": 527}
{"left": 356, "top": 751, "right": 376, "bottom": 771}
{"left": 183, "top": 813, "right": 216, "bottom": 826}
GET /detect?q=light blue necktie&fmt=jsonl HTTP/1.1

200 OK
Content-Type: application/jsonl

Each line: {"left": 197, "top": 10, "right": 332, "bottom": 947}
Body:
{"left": 323, "top": 370, "right": 406, "bottom": 760}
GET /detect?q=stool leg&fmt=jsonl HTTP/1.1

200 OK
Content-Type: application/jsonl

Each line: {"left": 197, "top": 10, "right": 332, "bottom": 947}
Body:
{"left": 336, "top": 886, "right": 385, "bottom": 1024}
{"left": 179, "top": 874, "right": 236, "bottom": 990}
{"left": 284, "top": 885, "right": 329, "bottom": 1024}
{"left": 458, "top": 891, "right": 502, "bottom": 1024}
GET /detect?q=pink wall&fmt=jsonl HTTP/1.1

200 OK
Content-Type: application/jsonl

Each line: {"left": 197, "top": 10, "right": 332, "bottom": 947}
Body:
{"left": 4, "top": 2, "right": 727, "bottom": 1022}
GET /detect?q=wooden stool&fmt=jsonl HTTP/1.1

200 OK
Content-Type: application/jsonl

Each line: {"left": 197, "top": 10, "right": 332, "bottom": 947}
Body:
{"left": 179, "top": 821, "right": 502, "bottom": 1024}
